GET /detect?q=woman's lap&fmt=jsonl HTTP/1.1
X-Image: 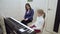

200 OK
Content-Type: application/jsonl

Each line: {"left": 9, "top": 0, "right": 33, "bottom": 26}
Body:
{"left": 21, "top": 19, "right": 32, "bottom": 25}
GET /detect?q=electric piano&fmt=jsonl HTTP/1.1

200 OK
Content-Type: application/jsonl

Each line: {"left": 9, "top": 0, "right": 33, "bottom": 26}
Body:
{"left": 4, "top": 17, "right": 36, "bottom": 34}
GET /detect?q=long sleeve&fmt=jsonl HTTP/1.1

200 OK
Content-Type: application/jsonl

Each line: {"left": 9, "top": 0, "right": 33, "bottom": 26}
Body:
{"left": 24, "top": 9, "right": 34, "bottom": 20}
{"left": 28, "top": 9, "right": 34, "bottom": 19}
{"left": 24, "top": 12, "right": 27, "bottom": 19}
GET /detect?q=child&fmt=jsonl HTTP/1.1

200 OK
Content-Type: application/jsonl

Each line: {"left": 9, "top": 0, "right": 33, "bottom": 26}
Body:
{"left": 30, "top": 9, "right": 45, "bottom": 33}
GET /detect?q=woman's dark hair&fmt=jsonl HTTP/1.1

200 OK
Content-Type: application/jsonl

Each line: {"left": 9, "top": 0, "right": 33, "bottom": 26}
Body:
{"left": 25, "top": 3, "right": 32, "bottom": 11}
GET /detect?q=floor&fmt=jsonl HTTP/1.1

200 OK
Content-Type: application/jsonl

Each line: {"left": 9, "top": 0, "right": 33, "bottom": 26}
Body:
{"left": 42, "top": 25, "right": 60, "bottom": 34}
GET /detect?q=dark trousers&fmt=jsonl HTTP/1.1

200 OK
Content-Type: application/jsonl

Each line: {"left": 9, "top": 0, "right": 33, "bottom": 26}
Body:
{"left": 21, "top": 19, "right": 32, "bottom": 25}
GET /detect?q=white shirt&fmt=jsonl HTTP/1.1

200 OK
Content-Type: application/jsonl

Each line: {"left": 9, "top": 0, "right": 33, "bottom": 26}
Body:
{"left": 27, "top": 10, "right": 30, "bottom": 14}
{"left": 31, "top": 16, "right": 44, "bottom": 30}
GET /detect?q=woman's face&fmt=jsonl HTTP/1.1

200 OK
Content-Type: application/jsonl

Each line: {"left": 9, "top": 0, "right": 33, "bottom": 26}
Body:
{"left": 26, "top": 5, "right": 30, "bottom": 10}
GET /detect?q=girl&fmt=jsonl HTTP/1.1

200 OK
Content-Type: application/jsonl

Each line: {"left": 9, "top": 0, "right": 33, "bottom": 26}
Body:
{"left": 30, "top": 9, "right": 45, "bottom": 33}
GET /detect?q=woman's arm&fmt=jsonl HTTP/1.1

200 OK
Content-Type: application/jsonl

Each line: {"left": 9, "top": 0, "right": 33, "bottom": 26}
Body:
{"left": 24, "top": 12, "right": 26, "bottom": 19}
{"left": 28, "top": 9, "right": 34, "bottom": 19}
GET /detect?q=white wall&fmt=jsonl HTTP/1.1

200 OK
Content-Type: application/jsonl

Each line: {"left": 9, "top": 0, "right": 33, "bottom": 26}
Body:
{"left": 0, "top": 0, "right": 48, "bottom": 21}
{"left": 0, "top": 0, "right": 27, "bottom": 21}
{"left": 45, "top": 0, "right": 58, "bottom": 32}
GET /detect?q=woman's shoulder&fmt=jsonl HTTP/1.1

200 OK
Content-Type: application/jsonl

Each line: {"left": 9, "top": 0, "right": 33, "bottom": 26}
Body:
{"left": 31, "top": 9, "right": 34, "bottom": 11}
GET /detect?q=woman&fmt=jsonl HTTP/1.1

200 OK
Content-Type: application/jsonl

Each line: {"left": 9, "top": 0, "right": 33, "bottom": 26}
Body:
{"left": 21, "top": 3, "right": 34, "bottom": 25}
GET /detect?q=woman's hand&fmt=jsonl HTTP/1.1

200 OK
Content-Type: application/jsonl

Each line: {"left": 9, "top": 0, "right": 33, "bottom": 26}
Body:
{"left": 24, "top": 18, "right": 28, "bottom": 21}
